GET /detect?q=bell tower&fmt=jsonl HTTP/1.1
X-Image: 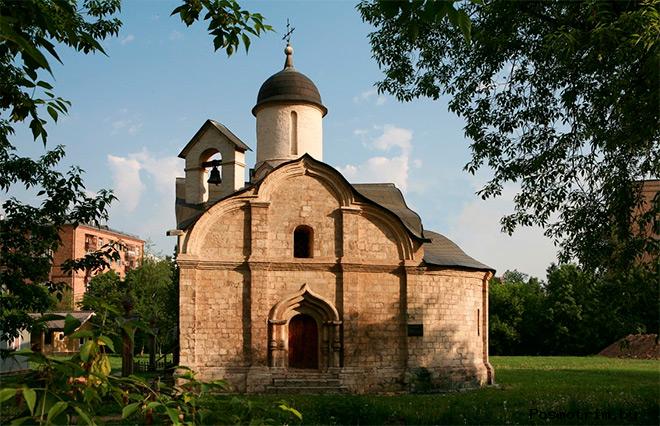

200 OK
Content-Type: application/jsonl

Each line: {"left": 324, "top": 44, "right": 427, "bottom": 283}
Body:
{"left": 251, "top": 43, "right": 327, "bottom": 181}
{"left": 176, "top": 119, "right": 251, "bottom": 205}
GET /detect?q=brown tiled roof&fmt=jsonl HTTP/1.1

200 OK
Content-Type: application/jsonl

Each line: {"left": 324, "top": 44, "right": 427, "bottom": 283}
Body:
{"left": 422, "top": 231, "right": 494, "bottom": 272}
{"left": 75, "top": 224, "right": 143, "bottom": 241}
{"left": 352, "top": 183, "right": 424, "bottom": 239}
{"left": 178, "top": 119, "right": 252, "bottom": 159}
{"left": 352, "top": 183, "right": 493, "bottom": 272}
{"left": 29, "top": 311, "right": 95, "bottom": 330}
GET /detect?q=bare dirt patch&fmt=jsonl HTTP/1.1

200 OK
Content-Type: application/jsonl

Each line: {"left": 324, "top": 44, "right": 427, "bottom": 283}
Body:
{"left": 599, "top": 334, "right": 660, "bottom": 359}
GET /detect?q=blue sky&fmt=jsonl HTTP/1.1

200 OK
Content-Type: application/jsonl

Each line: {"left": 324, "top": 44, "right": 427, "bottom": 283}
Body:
{"left": 5, "top": 0, "right": 558, "bottom": 279}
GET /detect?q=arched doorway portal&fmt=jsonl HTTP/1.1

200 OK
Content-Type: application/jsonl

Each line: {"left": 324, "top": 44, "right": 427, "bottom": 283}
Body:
{"left": 268, "top": 283, "right": 342, "bottom": 369}
{"left": 288, "top": 314, "right": 318, "bottom": 369}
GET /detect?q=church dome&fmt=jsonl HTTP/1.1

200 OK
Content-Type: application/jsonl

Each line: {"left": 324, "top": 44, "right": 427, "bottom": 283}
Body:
{"left": 252, "top": 45, "right": 327, "bottom": 117}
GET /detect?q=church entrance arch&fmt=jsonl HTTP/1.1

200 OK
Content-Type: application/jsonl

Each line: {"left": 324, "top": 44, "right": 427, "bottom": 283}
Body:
{"left": 288, "top": 314, "right": 318, "bottom": 369}
{"left": 268, "top": 284, "right": 342, "bottom": 369}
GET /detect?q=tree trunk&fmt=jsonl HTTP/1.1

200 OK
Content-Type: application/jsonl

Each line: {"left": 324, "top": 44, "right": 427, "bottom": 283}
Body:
{"left": 148, "top": 332, "right": 156, "bottom": 372}
{"left": 121, "top": 327, "right": 134, "bottom": 377}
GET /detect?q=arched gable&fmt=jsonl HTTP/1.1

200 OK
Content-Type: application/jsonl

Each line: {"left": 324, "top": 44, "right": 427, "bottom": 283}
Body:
{"left": 181, "top": 197, "right": 248, "bottom": 256}
{"left": 181, "top": 155, "right": 420, "bottom": 262}
{"left": 359, "top": 205, "right": 415, "bottom": 260}
{"left": 255, "top": 156, "right": 354, "bottom": 206}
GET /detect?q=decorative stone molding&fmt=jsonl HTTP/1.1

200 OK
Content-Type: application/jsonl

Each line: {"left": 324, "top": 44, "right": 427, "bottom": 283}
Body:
{"left": 267, "top": 283, "right": 342, "bottom": 369}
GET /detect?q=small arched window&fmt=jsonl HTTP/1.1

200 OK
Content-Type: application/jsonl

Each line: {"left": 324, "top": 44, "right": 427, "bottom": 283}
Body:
{"left": 293, "top": 225, "right": 313, "bottom": 258}
{"left": 290, "top": 111, "right": 298, "bottom": 156}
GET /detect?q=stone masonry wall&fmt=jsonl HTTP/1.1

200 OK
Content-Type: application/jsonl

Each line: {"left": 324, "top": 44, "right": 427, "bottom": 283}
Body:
{"left": 406, "top": 269, "right": 489, "bottom": 390}
{"left": 268, "top": 174, "right": 340, "bottom": 259}
{"left": 179, "top": 163, "right": 491, "bottom": 393}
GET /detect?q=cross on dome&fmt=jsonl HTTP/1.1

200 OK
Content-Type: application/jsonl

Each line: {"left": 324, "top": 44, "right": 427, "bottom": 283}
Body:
{"left": 282, "top": 19, "right": 296, "bottom": 69}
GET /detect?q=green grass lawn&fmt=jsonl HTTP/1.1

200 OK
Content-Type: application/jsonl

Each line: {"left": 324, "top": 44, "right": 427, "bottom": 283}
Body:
{"left": 4, "top": 356, "right": 658, "bottom": 425}
{"left": 205, "top": 356, "right": 660, "bottom": 425}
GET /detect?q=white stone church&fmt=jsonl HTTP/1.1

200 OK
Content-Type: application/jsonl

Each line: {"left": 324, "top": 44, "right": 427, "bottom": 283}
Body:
{"left": 170, "top": 44, "right": 495, "bottom": 393}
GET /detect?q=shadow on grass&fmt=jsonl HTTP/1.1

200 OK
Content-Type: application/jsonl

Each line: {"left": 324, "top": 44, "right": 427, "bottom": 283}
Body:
{"left": 215, "top": 365, "right": 660, "bottom": 426}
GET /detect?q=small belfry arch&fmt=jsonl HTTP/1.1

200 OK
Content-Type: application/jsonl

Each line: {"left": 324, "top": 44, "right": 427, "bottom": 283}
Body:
{"left": 268, "top": 284, "right": 342, "bottom": 369}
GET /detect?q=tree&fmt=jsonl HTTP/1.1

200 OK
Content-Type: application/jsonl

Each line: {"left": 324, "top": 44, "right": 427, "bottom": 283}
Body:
{"left": 359, "top": 0, "right": 659, "bottom": 273}
{"left": 83, "top": 258, "right": 176, "bottom": 371}
{"left": 0, "top": 0, "right": 271, "bottom": 342}
{"left": 489, "top": 264, "right": 659, "bottom": 356}
{"left": 126, "top": 257, "right": 177, "bottom": 369}
{"left": 0, "top": 0, "right": 122, "bottom": 342}
{"left": 488, "top": 270, "right": 546, "bottom": 355}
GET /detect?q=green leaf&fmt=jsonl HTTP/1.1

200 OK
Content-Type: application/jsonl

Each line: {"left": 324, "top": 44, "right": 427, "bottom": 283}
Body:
{"left": 22, "top": 387, "right": 36, "bottom": 415}
{"left": 9, "top": 417, "right": 31, "bottom": 426}
{"left": 4, "top": 31, "right": 52, "bottom": 72}
{"left": 146, "top": 401, "right": 161, "bottom": 409}
{"left": 241, "top": 33, "right": 250, "bottom": 52}
{"left": 37, "top": 81, "right": 54, "bottom": 90}
{"left": 97, "top": 335, "right": 115, "bottom": 352}
{"left": 165, "top": 407, "right": 181, "bottom": 425}
{"left": 69, "top": 330, "right": 94, "bottom": 340}
{"left": 64, "top": 314, "right": 81, "bottom": 335}
{"left": 456, "top": 10, "right": 472, "bottom": 42}
{"left": 47, "top": 106, "right": 58, "bottom": 122}
{"left": 278, "top": 404, "right": 303, "bottom": 421}
{"left": 0, "top": 388, "right": 16, "bottom": 403}
{"left": 47, "top": 401, "right": 68, "bottom": 423}
{"left": 73, "top": 406, "right": 95, "bottom": 426}
{"left": 80, "top": 340, "right": 94, "bottom": 362}
{"left": 122, "top": 402, "right": 140, "bottom": 419}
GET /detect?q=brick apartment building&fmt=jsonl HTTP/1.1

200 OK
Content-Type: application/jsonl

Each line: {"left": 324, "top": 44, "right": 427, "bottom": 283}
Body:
{"left": 50, "top": 224, "right": 145, "bottom": 308}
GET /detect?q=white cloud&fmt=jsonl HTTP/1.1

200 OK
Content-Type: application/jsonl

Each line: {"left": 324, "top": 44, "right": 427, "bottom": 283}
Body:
{"left": 447, "top": 184, "right": 558, "bottom": 280}
{"left": 371, "top": 125, "right": 412, "bottom": 153}
{"left": 120, "top": 34, "right": 135, "bottom": 45}
{"left": 107, "top": 155, "right": 145, "bottom": 212}
{"left": 338, "top": 125, "right": 414, "bottom": 192}
{"left": 340, "top": 155, "right": 410, "bottom": 191}
{"left": 169, "top": 30, "right": 184, "bottom": 41}
{"left": 353, "top": 89, "right": 386, "bottom": 106}
{"left": 130, "top": 149, "right": 181, "bottom": 195}
{"left": 107, "top": 150, "right": 182, "bottom": 212}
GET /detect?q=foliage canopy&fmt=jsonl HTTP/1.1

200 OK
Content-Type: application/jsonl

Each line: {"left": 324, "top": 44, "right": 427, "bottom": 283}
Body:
{"left": 0, "top": 0, "right": 271, "bottom": 342}
{"left": 359, "top": 0, "right": 660, "bottom": 272}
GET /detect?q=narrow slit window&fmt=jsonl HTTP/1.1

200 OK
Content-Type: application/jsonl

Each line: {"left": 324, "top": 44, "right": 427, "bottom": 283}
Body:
{"left": 477, "top": 309, "right": 480, "bottom": 336}
{"left": 293, "top": 225, "right": 313, "bottom": 258}
{"left": 290, "top": 111, "right": 298, "bottom": 156}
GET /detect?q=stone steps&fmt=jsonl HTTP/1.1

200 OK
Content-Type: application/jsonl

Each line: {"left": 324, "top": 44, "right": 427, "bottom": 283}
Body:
{"left": 266, "top": 372, "right": 347, "bottom": 394}
{"left": 265, "top": 385, "right": 349, "bottom": 394}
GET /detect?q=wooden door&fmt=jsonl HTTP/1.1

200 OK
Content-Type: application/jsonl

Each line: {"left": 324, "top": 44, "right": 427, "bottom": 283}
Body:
{"left": 288, "top": 314, "right": 318, "bottom": 369}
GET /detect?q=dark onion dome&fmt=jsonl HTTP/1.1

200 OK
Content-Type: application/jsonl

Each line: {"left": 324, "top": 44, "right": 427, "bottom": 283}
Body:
{"left": 252, "top": 44, "right": 327, "bottom": 117}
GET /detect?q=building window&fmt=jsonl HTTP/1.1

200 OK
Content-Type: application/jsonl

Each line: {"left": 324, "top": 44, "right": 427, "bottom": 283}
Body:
{"left": 293, "top": 225, "right": 313, "bottom": 258}
{"left": 44, "top": 332, "right": 52, "bottom": 345}
{"left": 477, "top": 309, "right": 480, "bottom": 336}
{"left": 84, "top": 234, "right": 97, "bottom": 252}
{"left": 290, "top": 110, "right": 298, "bottom": 156}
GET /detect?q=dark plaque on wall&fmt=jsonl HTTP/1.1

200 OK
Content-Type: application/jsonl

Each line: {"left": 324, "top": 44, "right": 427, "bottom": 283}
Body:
{"left": 407, "top": 324, "right": 423, "bottom": 336}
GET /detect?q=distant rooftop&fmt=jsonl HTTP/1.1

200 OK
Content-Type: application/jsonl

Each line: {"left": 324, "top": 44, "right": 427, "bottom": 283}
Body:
{"left": 70, "top": 223, "right": 144, "bottom": 242}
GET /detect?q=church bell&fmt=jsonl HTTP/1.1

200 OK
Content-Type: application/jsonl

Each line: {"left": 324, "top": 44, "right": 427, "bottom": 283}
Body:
{"left": 207, "top": 165, "right": 222, "bottom": 185}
